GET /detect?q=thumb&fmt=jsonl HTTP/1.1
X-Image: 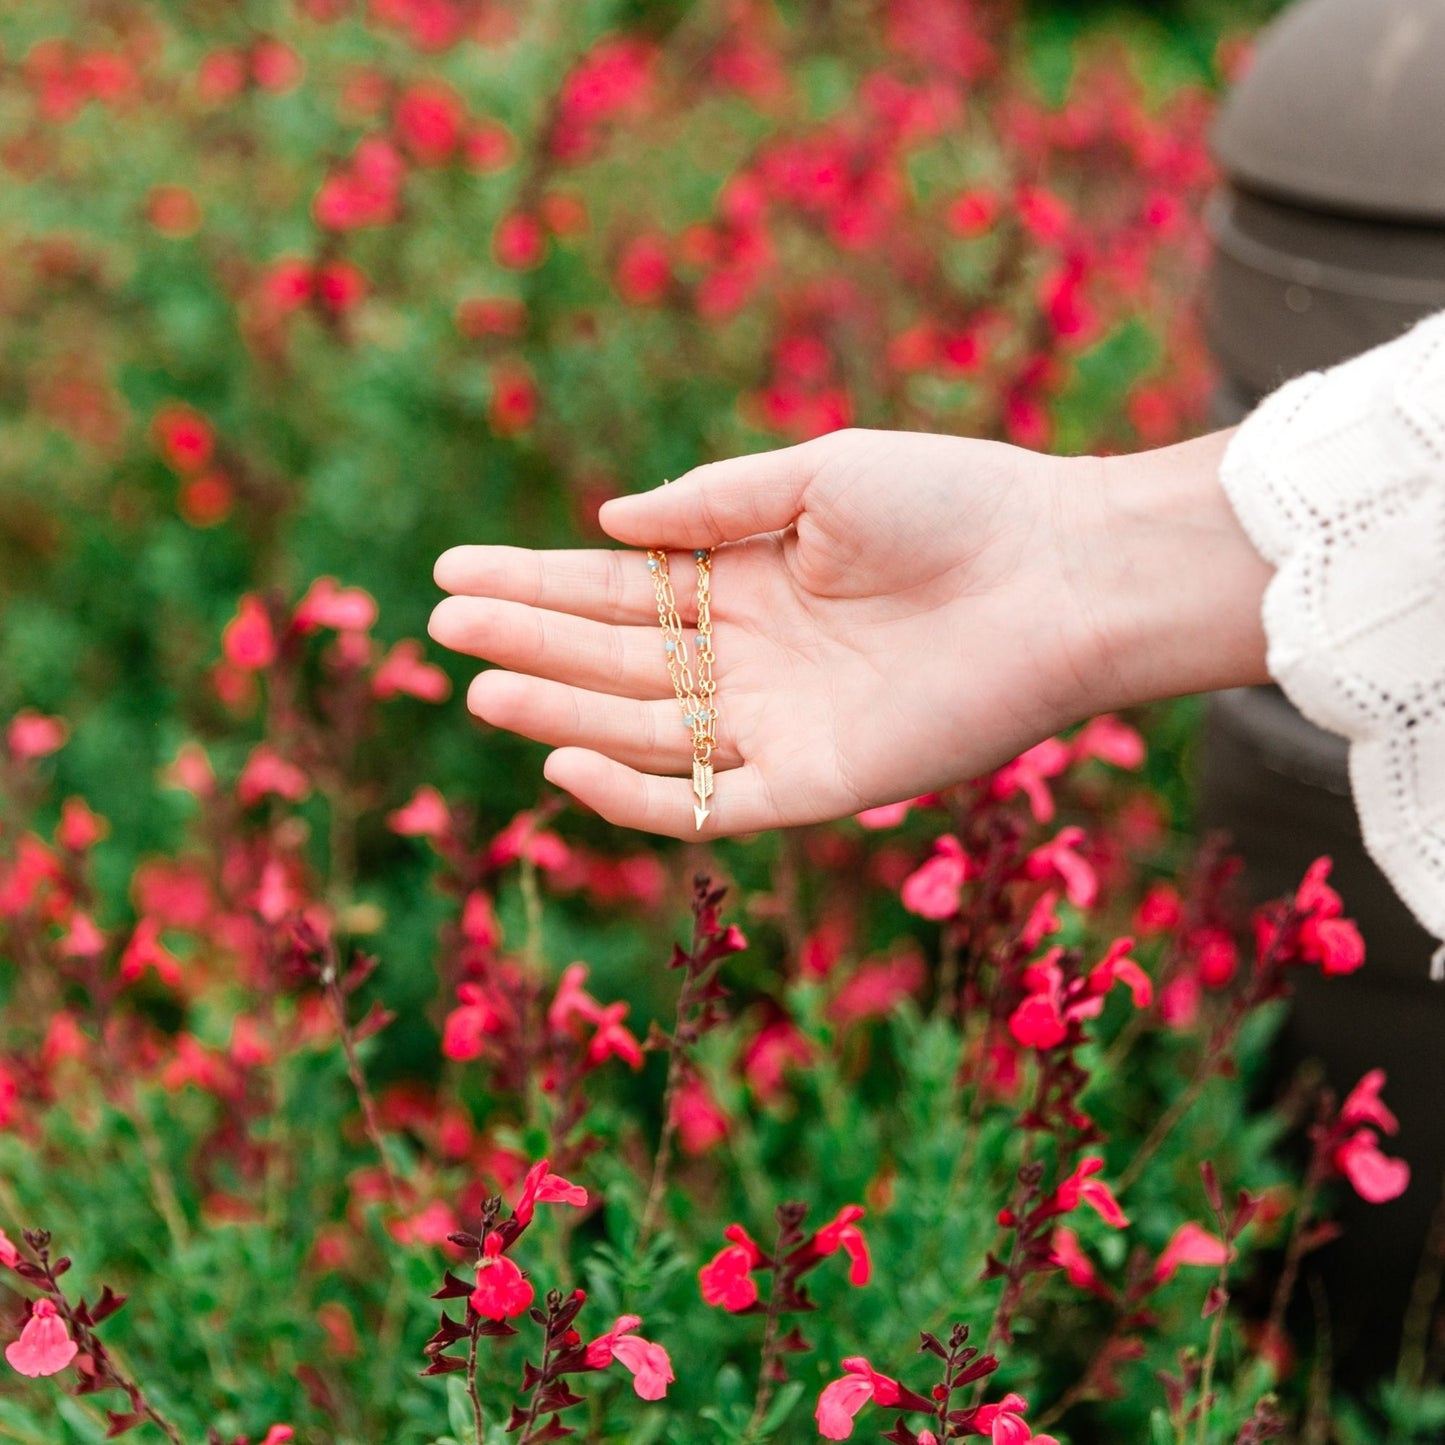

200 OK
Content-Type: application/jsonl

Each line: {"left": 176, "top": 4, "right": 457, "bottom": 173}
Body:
{"left": 598, "top": 437, "right": 824, "bottom": 548}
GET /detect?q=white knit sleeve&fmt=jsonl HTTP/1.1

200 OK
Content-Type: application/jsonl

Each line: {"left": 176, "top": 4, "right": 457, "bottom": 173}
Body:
{"left": 1219, "top": 311, "right": 1445, "bottom": 955}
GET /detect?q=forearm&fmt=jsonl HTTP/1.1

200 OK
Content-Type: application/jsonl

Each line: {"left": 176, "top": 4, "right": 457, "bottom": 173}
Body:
{"left": 1052, "top": 430, "right": 1275, "bottom": 718}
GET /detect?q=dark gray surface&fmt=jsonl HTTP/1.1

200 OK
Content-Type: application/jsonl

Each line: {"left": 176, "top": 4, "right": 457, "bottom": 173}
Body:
{"left": 1213, "top": 0, "right": 1445, "bottom": 222}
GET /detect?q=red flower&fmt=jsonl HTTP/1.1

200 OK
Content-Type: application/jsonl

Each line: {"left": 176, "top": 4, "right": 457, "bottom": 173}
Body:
{"left": 584, "top": 1314, "right": 674, "bottom": 1399}
{"left": 119, "top": 917, "right": 182, "bottom": 988}
{"left": 1024, "top": 827, "right": 1097, "bottom": 909}
{"left": 488, "top": 360, "right": 538, "bottom": 436}
{"left": 586, "top": 1002, "right": 643, "bottom": 1070}
{"left": 699, "top": 1224, "right": 765, "bottom": 1310}
{"left": 394, "top": 81, "right": 465, "bottom": 164}
{"left": 152, "top": 403, "right": 215, "bottom": 472}
{"left": 470, "top": 1232, "right": 533, "bottom": 1320}
{"left": 615, "top": 233, "right": 671, "bottom": 304}
{"left": 900, "top": 835, "right": 973, "bottom": 920}
{"left": 1049, "top": 1227, "right": 1110, "bottom": 1298}
{"left": 990, "top": 737, "right": 1069, "bottom": 822}
{"left": 1334, "top": 1131, "right": 1410, "bottom": 1203}
{"left": 1051, "top": 1157, "right": 1128, "bottom": 1229}
{"left": 1073, "top": 715, "right": 1145, "bottom": 770}
{"left": 372, "top": 639, "right": 450, "bottom": 702}
{"left": 1340, "top": 1069, "right": 1399, "bottom": 1134}
{"left": 441, "top": 983, "right": 507, "bottom": 1062}
{"left": 811, "top": 1204, "right": 871, "bottom": 1285}
{"left": 316, "top": 261, "right": 368, "bottom": 312}
{"left": 5, "top": 1299, "right": 77, "bottom": 1378}
{"left": 6, "top": 710, "right": 68, "bottom": 762}
{"left": 827, "top": 952, "right": 926, "bottom": 1027}
{"left": 1293, "top": 858, "right": 1365, "bottom": 974}
{"left": 493, "top": 212, "right": 547, "bottom": 270}
{"left": 514, "top": 1158, "right": 588, "bottom": 1225}
{"left": 222, "top": 595, "right": 277, "bottom": 670}
{"left": 294, "top": 576, "right": 378, "bottom": 633}
{"left": 237, "top": 745, "right": 310, "bottom": 807}
{"left": 387, "top": 786, "right": 451, "bottom": 838}
{"left": 252, "top": 39, "right": 303, "bottom": 93}
{"left": 946, "top": 187, "right": 1000, "bottom": 238}
{"left": 672, "top": 1074, "right": 728, "bottom": 1156}
{"left": 1150, "top": 1221, "right": 1229, "bottom": 1286}
{"left": 815, "top": 1357, "right": 905, "bottom": 1440}
{"left": 974, "top": 1392, "right": 1060, "bottom": 1445}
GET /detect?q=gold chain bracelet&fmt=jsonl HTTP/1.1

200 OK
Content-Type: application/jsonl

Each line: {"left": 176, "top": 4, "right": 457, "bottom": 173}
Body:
{"left": 645, "top": 510, "right": 716, "bottom": 829}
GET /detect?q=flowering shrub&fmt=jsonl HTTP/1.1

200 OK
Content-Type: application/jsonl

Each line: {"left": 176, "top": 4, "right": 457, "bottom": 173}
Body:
{"left": 0, "top": 618, "right": 1431, "bottom": 1442}
{"left": 4, "top": 3, "right": 1441, "bottom": 1444}
{"left": 0, "top": 0, "right": 1227, "bottom": 859}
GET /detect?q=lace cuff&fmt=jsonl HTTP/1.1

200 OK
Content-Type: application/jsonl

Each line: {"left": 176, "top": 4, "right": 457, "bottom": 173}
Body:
{"left": 1219, "top": 311, "right": 1445, "bottom": 957}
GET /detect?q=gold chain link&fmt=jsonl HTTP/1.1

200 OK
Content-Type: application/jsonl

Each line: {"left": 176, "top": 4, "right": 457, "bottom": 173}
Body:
{"left": 645, "top": 481, "right": 717, "bottom": 827}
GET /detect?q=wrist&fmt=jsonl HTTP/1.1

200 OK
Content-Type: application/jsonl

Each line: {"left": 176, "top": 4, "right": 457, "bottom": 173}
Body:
{"left": 1049, "top": 430, "right": 1274, "bottom": 720}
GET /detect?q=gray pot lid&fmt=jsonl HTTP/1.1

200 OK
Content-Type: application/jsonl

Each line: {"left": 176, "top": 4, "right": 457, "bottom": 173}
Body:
{"left": 1212, "top": 0, "right": 1445, "bottom": 223}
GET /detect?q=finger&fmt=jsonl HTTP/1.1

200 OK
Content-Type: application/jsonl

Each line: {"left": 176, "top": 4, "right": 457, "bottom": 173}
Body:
{"left": 542, "top": 747, "right": 778, "bottom": 839}
{"left": 434, "top": 545, "right": 688, "bottom": 626}
{"left": 598, "top": 435, "right": 832, "bottom": 548}
{"left": 428, "top": 596, "right": 674, "bottom": 699}
{"left": 468, "top": 671, "right": 742, "bottom": 772}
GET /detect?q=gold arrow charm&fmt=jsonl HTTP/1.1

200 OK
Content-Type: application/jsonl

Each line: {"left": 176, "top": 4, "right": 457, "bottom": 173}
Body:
{"left": 692, "top": 758, "right": 714, "bottom": 830}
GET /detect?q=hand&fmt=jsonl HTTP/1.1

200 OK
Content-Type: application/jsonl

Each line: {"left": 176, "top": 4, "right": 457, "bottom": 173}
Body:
{"left": 428, "top": 427, "right": 1271, "bottom": 838}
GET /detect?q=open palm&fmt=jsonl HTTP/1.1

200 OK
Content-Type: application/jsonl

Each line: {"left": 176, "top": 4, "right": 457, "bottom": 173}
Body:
{"left": 429, "top": 429, "right": 1093, "bottom": 838}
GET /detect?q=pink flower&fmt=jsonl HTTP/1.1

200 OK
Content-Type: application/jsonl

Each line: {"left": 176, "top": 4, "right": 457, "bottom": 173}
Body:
{"left": 119, "top": 917, "right": 182, "bottom": 988}
{"left": 470, "top": 1232, "right": 533, "bottom": 1320}
{"left": 1293, "top": 857, "right": 1365, "bottom": 974}
{"left": 812, "top": 1205, "right": 871, "bottom": 1285}
{"left": 294, "top": 576, "right": 378, "bottom": 634}
{"left": 441, "top": 983, "right": 507, "bottom": 1061}
{"left": 854, "top": 796, "right": 928, "bottom": 829}
{"left": 584, "top": 1315, "right": 674, "bottom": 1400}
{"left": 974, "top": 1393, "right": 1060, "bottom": 1445}
{"left": 673, "top": 1075, "right": 728, "bottom": 1156}
{"left": 56, "top": 797, "right": 106, "bottom": 851}
{"left": 548, "top": 963, "right": 604, "bottom": 1032}
{"left": 1086, "top": 937, "right": 1152, "bottom": 1008}
{"left": 900, "top": 835, "right": 972, "bottom": 919}
{"left": 60, "top": 911, "right": 105, "bottom": 958}
{"left": 1024, "top": 827, "right": 1097, "bottom": 909}
{"left": 1135, "top": 884, "right": 1182, "bottom": 935}
{"left": 1335, "top": 1130, "right": 1410, "bottom": 1203}
{"left": 1049, "top": 1227, "right": 1109, "bottom": 1297}
{"left": 815, "top": 1357, "right": 903, "bottom": 1440}
{"left": 372, "top": 639, "right": 450, "bottom": 702}
{"left": 586, "top": 1002, "right": 644, "bottom": 1070}
{"left": 1151, "top": 1221, "right": 1230, "bottom": 1286}
{"left": 237, "top": 744, "right": 310, "bottom": 807}
{"left": 699, "top": 1224, "right": 764, "bottom": 1311}
{"left": 0, "top": 1229, "right": 19, "bottom": 1269}
{"left": 739, "top": 1019, "right": 812, "bottom": 1101}
{"left": 222, "top": 595, "right": 277, "bottom": 670}
{"left": 387, "top": 786, "right": 451, "bottom": 838}
{"left": 615, "top": 233, "right": 671, "bottom": 304}
{"left": 152, "top": 403, "right": 214, "bottom": 472}
{"left": 260, "top": 1429, "right": 295, "bottom": 1445}
{"left": 6, "top": 711, "right": 69, "bottom": 762}
{"left": 394, "top": 80, "right": 465, "bottom": 165}
{"left": 1052, "top": 1157, "right": 1128, "bottom": 1229}
{"left": 5, "top": 1299, "right": 78, "bottom": 1378}
{"left": 1073, "top": 715, "right": 1146, "bottom": 769}
{"left": 1009, "top": 953, "right": 1069, "bottom": 1050}
{"left": 1341, "top": 1069, "right": 1399, "bottom": 1135}
{"left": 514, "top": 1158, "right": 588, "bottom": 1225}
{"left": 990, "top": 737, "right": 1069, "bottom": 822}
{"left": 827, "top": 953, "right": 926, "bottom": 1027}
